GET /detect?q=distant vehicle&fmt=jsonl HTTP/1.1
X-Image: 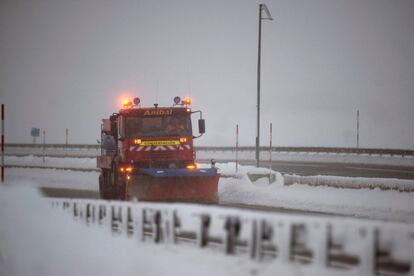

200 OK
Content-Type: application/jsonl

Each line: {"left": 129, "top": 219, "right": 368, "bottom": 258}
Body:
{"left": 97, "top": 96, "right": 219, "bottom": 203}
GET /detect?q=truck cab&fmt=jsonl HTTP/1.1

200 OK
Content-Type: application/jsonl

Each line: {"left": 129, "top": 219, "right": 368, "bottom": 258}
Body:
{"left": 97, "top": 96, "right": 218, "bottom": 203}
{"left": 117, "top": 106, "right": 197, "bottom": 169}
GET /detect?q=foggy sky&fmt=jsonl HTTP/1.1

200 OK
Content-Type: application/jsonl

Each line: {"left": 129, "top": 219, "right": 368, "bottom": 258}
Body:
{"left": 1, "top": 0, "right": 413, "bottom": 148}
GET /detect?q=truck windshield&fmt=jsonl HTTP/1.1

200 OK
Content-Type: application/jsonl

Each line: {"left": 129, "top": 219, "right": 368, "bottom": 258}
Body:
{"left": 125, "top": 115, "right": 192, "bottom": 137}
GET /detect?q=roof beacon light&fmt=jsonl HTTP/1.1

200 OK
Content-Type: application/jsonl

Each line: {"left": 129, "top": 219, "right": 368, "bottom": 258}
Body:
{"left": 173, "top": 96, "right": 181, "bottom": 105}
{"left": 122, "top": 99, "right": 132, "bottom": 108}
{"left": 182, "top": 97, "right": 191, "bottom": 106}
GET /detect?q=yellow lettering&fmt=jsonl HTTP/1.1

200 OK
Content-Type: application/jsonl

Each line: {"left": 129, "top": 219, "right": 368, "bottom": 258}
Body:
{"left": 143, "top": 109, "right": 173, "bottom": 116}
{"left": 141, "top": 140, "right": 180, "bottom": 146}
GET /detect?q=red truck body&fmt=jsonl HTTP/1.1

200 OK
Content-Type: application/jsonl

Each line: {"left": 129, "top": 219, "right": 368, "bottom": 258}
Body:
{"left": 97, "top": 98, "right": 219, "bottom": 203}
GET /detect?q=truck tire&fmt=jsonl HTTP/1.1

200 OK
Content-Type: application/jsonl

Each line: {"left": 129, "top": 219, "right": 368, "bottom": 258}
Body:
{"left": 99, "top": 170, "right": 115, "bottom": 199}
{"left": 117, "top": 177, "right": 127, "bottom": 200}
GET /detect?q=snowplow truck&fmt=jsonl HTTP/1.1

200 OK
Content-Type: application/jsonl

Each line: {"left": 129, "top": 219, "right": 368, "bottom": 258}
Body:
{"left": 97, "top": 96, "right": 219, "bottom": 203}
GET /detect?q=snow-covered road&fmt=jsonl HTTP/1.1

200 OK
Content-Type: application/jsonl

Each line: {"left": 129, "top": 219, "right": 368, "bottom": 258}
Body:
{"left": 5, "top": 161, "right": 414, "bottom": 223}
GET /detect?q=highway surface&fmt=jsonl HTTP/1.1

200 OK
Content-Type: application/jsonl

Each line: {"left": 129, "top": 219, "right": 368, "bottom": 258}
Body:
{"left": 6, "top": 159, "right": 414, "bottom": 180}
{"left": 201, "top": 159, "right": 414, "bottom": 180}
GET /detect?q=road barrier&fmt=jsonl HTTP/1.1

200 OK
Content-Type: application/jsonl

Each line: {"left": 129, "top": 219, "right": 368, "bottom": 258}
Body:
{"left": 5, "top": 144, "right": 414, "bottom": 158}
{"left": 50, "top": 198, "right": 414, "bottom": 276}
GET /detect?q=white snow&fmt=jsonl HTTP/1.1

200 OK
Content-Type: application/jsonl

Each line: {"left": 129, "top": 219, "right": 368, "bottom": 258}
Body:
{"left": 4, "top": 161, "right": 414, "bottom": 223}
{"left": 0, "top": 185, "right": 357, "bottom": 276}
{"left": 212, "top": 163, "right": 414, "bottom": 222}
{"left": 284, "top": 174, "right": 414, "bottom": 191}
{"left": 219, "top": 176, "right": 414, "bottom": 222}
{"left": 196, "top": 150, "right": 414, "bottom": 167}
{"left": 5, "top": 146, "right": 414, "bottom": 167}
{"left": 5, "top": 155, "right": 97, "bottom": 169}
{"left": 5, "top": 168, "right": 98, "bottom": 190}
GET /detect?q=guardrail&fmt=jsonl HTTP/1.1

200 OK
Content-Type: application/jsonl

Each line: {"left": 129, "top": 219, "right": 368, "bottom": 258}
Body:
{"left": 5, "top": 144, "right": 414, "bottom": 157}
{"left": 50, "top": 198, "right": 414, "bottom": 276}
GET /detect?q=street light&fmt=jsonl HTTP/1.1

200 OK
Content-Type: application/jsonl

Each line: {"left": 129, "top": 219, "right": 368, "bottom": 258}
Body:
{"left": 256, "top": 3, "right": 273, "bottom": 167}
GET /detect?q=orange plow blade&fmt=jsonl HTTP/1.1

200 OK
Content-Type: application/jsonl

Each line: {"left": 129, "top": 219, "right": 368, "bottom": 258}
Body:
{"left": 126, "top": 168, "right": 220, "bottom": 203}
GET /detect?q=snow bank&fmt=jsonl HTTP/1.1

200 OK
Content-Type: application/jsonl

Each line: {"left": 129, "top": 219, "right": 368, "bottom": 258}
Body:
{"left": 4, "top": 162, "right": 414, "bottom": 223}
{"left": 4, "top": 168, "right": 99, "bottom": 190}
{"left": 0, "top": 185, "right": 350, "bottom": 276}
{"left": 196, "top": 150, "right": 414, "bottom": 167}
{"left": 5, "top": 155, "right": 97, "bottom": 169}
{"left": 285, "top": 174, "right": 414, "bottom": 191}
{"left": 215, "top": 163, "right": 414, "bottom": 223}
{"left": 219, "top": 175, "right": 414, "bottom": 222}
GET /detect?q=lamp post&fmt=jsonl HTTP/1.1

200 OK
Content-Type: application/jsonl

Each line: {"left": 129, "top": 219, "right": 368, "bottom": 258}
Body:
{"left": 256, "top": 3, "right": 273, "bottom": 167}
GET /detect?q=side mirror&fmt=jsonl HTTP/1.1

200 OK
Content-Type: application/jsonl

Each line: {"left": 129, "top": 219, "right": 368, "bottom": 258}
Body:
{"left": 198, "top": 119, "right": 205, "bottom": 134}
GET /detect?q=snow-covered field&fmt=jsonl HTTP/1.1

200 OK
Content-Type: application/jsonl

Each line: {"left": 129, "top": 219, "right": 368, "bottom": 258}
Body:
{"left": 0, "top": 186, "right": 307, "bottom": 276}
{"left": 197, "top": 150, "right": 414, "bottom": 167}
{"left": 4, "top": 160, "right": 414, "bottom": 223}
{"left": 2, "top": 159, "right": 414, "bottom": 275}
{"left": 284, "top": 174, "right": 414, "bottom": 191}
{"left": 5, "top": 185, "right": 408, "bottom": 276}
{"left": 5, "top": 155, "right": 97, "bottom": 169}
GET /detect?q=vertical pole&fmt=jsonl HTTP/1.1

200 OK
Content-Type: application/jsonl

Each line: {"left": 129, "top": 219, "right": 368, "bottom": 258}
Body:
{"left": 357, "top": 109, "right": 360, "bottom": 148}
{"left": 256, "top": 4, "right": 262, "bottom": 168}
{"left": 269, "top": 122, "right": 272, "bottom": 170}
{"left": 1, "top": 104, "right": 4, "bottom": 182}
{"left": 42, "top": 130, "right": 45, "bottom": 164}
{"left": 65, "top": 128, "right": 68, "bottom": 156}
{"left": 269, "top": 123, "right": 272, "bottom": 183}
{"left": 236, "top": 124, "right": 239, "bottom": 172}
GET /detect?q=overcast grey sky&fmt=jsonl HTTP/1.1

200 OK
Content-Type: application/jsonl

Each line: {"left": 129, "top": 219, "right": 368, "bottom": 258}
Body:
{"left": 1, "top": 0, "right": 413, "bottom": 148}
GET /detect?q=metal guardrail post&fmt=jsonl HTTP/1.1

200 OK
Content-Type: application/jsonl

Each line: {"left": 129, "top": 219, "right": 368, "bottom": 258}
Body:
{"left": 250, "top": 219, "right": 265, "bottom": 260}
{"left": 152, "top": 210, "right": 161, "bottom": 243}
{"left": 196, "top": 214, "right": 210, "bottom": 248}
{"left": 110, "top": 205, "right": 116, "bottom": 234}
{"left": 224, "top": 216, "right": 241, "bottom": 255}
{"left": 73, "top": 202, "right": 78, "bottom": 218}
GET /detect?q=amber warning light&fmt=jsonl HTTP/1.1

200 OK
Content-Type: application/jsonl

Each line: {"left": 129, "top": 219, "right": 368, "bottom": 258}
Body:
{"left": 119, "top": 165, "right": 133, "bottom": 173}
{"left": 173, "top": 96, "right": 191, "bottom": 106}
{"left": 122, "top": 97, "right": 140, "bottom": 109}
{"left": 183, "top": 97, "right": 191, "bottom": 105}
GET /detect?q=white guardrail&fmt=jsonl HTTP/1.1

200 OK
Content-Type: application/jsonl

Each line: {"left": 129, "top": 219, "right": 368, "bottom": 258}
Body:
{"left": 5, "top": 144, "right": 414, "bottom": 158}
{"left": 50, "top": 198, "right": 414, "bottom": 276}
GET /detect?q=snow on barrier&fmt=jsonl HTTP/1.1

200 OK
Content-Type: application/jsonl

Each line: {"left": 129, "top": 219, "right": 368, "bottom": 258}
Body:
{"left": 50, "top": 198, "right": 414, "bottom": 276}
{"left": 284, "top": 174, "right": 414, "bottom": 192}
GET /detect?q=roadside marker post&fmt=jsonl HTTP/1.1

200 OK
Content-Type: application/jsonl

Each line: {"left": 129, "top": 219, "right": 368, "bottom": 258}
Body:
{"left": 269, "top": 122, "right": 272, "bottom": 183}
{"left": 1, "top": 104, "right": 4, "bottom": 182}
{"left": 236, "top": 124, "right": 239, "bottom": 172}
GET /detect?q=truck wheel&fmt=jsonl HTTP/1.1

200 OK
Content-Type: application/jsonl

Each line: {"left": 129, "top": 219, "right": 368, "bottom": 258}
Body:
{"left": 117, "top": 177, "right": 127, "bottom": 200}
{"left": 110, "top": 164, "right": 126, "bottom": 200}
{"left": 99, "top": 170, "right": 114, "bottom": 199}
